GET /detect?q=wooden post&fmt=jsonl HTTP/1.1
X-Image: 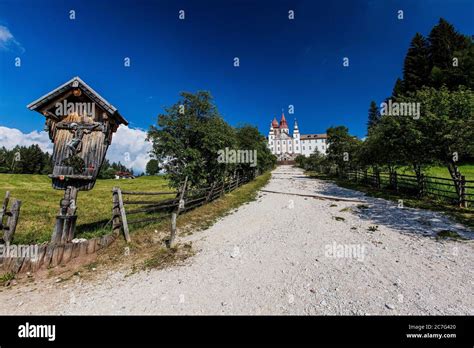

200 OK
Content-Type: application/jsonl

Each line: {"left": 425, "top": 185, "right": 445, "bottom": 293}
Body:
{"left": 236, "top": 174, "right": 240, "bottom": 188}
{"left": 206, "top": 182, "right": 216, "bottom": 203}
{"left": 116, "top": 188, "right": 131, "bottom": 242}
{"left": 460, "top": 175, "right": 467, "bottom": 208}
{"left": 62, "top": 187, "right": 78, "bottom": 244}
{"left": 220, "top": 180, "right": 225, "bottom": 197}
{"left": 393, "top": 171, "right": 398, "bottom": 192}
{"left": 418, "top": 174, "right": 425, "bottom": 198}
{"left": 0, "top": 191, "right": 10, "bottom": 229}
{"left": 169, "top": 176, "right": 188, "bottom": 248}
{"left": 52, "top": 186, "right": 78, "bottom": 244}
{"left": 3, "top": 199, "right": 21, "bottom": 244}
{"left": 112, "top": 187, "right": 122, "bottom": 236}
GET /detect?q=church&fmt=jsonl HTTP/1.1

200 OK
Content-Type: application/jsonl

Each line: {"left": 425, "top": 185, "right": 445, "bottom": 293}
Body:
{"left": 267, "top": 112, "right": 327, "bottom": 161}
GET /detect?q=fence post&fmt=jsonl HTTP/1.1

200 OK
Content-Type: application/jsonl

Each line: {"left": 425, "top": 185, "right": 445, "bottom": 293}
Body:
{"left": 460, "top": 175, "right": 467, "bottom": 208}
{"left": 393, "top": 171, "right": 398, "bottom": 192}
{"left": 169, "top": 176, "right": 188, "bottom": 248}
{"left": 418, "top": 174, "right": 425, "bottom": 198}
{"left": 206, "top": 182, "right": 216, "bottom": 203}
{"left": 0, "top": 191, "right": 10, "bottom": 229}
{"left": 112, "top": 187, "right": 123, "bottom": 237}
{"left": 4, "top": 199, "right": 21, "bottom": 244}
{"left": 116, "top": 188, "right": 131, "bottom": 243}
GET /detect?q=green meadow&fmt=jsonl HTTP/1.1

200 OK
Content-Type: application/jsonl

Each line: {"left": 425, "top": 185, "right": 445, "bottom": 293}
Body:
{"left": 0, "top": 174, "right": 173, "bottom": 244}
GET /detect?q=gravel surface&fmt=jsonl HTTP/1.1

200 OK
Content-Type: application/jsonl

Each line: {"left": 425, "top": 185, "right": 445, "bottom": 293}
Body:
{"left": 1, "top": 166, "right": 473, "bottom": 315}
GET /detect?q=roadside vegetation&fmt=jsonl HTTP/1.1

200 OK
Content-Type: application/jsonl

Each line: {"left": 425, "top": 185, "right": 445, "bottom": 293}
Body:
{"left": 297, "top": 18, "right": 473, "bottom": 222}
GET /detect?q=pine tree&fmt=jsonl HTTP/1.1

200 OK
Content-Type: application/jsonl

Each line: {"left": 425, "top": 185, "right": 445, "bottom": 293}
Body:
{"left": 392, "top": 78, "right": 405, "bottom": 98}
{"left": 367, "top": 101, "right": 380, "bottom": 134}
{"left": 403, "top": 33, "right": 430, "bottom": 93}
{"left": 428, "top": 18, "right": 470, "bottom": 89}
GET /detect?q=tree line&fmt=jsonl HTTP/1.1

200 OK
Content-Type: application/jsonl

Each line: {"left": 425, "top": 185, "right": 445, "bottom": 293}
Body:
{"left": 0, "top": 145, "right": 133, "bottom": 179}
{"left": 147, "top": 91, "right": 276, "bottom": 188}
{"left": 297, "top": 18, "right": 474, "bottom": 196}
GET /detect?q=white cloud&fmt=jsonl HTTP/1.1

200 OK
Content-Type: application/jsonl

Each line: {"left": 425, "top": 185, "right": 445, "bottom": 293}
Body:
{"left": 107, "top": 126, "right": 152, "bottom": 173}
{"left": 0, "top": 125, "right": 152, "bottom": 173}
{"left": 0, "top": 25, "right": 24, "bottom": 53}
{"left": 0, "top": 126, "right": 53, "bottom": 152}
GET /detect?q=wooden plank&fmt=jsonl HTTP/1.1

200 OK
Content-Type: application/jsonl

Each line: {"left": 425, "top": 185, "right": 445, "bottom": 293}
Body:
{"left": 4, "top": 199, "right": 21, "bottom": 243}
{"left": 120, "top": 191, "right": 177, "bottom": 195}
{"left": 112, "top": 187, "right": 122, "bottom": 236}
{"left": 169, "top": 212, "right": 177, "bottom": 248}
{"left": 0, "top": 191, "right": 10, "bottom": 230}
{"left": 117, "top": 188, "right": 131, "bottom": 242}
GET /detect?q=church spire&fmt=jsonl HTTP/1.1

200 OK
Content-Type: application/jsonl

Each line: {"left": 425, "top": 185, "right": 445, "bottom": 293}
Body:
{"left": 279, "top": 111, "right": 288, "bottom": 129}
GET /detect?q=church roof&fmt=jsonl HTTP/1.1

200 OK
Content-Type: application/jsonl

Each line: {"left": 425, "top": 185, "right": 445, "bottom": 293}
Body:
{"left": 301, "top": 134, "right": 327, "bottom": 140}
{"left": 279, "top": 112, "right": 288, "bottom": 129}
{"left": 271, "top": 117, "right": 279, "bottom": 128}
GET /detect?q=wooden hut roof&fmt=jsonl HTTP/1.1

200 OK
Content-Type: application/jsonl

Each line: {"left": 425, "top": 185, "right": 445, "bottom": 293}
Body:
{"left": 27, "top": 76, "right": 128, "bottom": 125}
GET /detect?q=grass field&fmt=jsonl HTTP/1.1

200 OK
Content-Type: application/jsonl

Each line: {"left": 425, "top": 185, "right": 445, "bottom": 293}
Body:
{"left": 0, "top": 174, "right": 173, "bottom": 244}
{"left": 398, "top": 164, "right": 474, "bottom": 181}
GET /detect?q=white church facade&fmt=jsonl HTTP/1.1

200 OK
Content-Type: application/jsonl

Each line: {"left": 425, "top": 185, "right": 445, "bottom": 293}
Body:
{"left": 267, "top": 112, "right": 327, "bottom": 161}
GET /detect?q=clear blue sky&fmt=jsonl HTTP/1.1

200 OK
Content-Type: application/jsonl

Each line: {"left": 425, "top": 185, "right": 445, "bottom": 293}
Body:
{"left": 0, "top": 0, "right": 473, "bottom": 138}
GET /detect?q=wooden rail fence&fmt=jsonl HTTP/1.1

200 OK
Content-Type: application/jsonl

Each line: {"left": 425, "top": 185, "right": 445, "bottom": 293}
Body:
{"left": 316, "top": 167, "right": 473, "bottom": 208}
{"left": 0, "top": 191, "right": 22, "bottom": 244}
{"left": 112, "top": 171, "right": 256, "bottom": 245}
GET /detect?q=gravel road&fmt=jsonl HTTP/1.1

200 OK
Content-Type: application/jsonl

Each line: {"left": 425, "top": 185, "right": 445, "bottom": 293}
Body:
{"left": 1, "top": 166, "right": 473, "bottom": 315}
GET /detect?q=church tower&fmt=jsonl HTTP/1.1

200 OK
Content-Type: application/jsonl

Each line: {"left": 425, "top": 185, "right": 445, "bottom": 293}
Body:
{"left": 293, "top": 119, "right": 301, "bottom": 154}
{"left": 279, "top": 112, "right": 289, "bottom": 135}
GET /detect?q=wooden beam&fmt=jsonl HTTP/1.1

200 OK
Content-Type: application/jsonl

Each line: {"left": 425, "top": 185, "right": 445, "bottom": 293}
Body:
{"left": 117, "top": 188, "right": 131, "bottom": 242}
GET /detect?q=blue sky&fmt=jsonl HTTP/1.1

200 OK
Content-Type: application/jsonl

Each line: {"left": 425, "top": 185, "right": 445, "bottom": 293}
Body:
{"left": 0, "top": 0, "right": 473, "bottom": 139}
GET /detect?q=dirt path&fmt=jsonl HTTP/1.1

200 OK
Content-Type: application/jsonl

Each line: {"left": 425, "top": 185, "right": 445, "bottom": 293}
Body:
{"left": 1, "top": 166, "right": 473, "bottom": 315}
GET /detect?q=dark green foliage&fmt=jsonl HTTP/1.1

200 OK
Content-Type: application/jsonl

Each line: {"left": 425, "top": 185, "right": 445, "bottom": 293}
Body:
{"left": 147, "top": 91, "right": 274, "bottom": 189}
{"left": 0, "top": 145, "right": 51, "bottom": 174}
{"left": 403, "top": 33, "right": 431, "bottom": 93}
{"left": 367, "top": 101, "right": 380, "bottom": 135}
{"left": 97, "top": 159, "right": 133, "bottom": 179}
{"left": 326, "top": 126, "right": 362, "bottom": 174}
{"left": 146, "top": 159, "right": 159, "bottom": 175}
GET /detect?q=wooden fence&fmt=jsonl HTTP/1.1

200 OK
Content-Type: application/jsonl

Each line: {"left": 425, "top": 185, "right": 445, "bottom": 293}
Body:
{"left": 326, "top": 169, "right": 474, "bottom": 208}
{"left": 0, "top": 191, "right": 22, "bottom": 244}
{"left": 112, "top": 171, "right": 256, "bottom": 245}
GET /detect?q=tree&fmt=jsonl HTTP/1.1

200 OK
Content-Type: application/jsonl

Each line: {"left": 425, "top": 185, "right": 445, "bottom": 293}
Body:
{"left": 399, "top": 86, "right": 473, "bottom": 198}
{"left": 326, "top": 126, "right": 361, "bottom": 175}
{"left": 367, "top": 101, "right": 380, "bottom": 135}
{"left": 428, "top": 18, "right": 472, "bottom": 89}
{"left": 403, "top": 33, "right": 430, "bottom": 93}
{"left": 148, "top": 91, "right": 237, "bottom": 188}
{"left": 146, "top": 159, "right": 159, "bottom": 175}
{"left": 392, "top": 78, "right": 405, "bottom": 99}
{"left": 234, "top": 124, "right": 276, "bottom": 176}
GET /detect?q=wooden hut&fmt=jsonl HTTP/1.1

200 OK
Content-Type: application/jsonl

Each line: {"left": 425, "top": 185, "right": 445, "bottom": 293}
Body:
{"left": 27, "top": 76, "right": 128, "bottom": 191}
